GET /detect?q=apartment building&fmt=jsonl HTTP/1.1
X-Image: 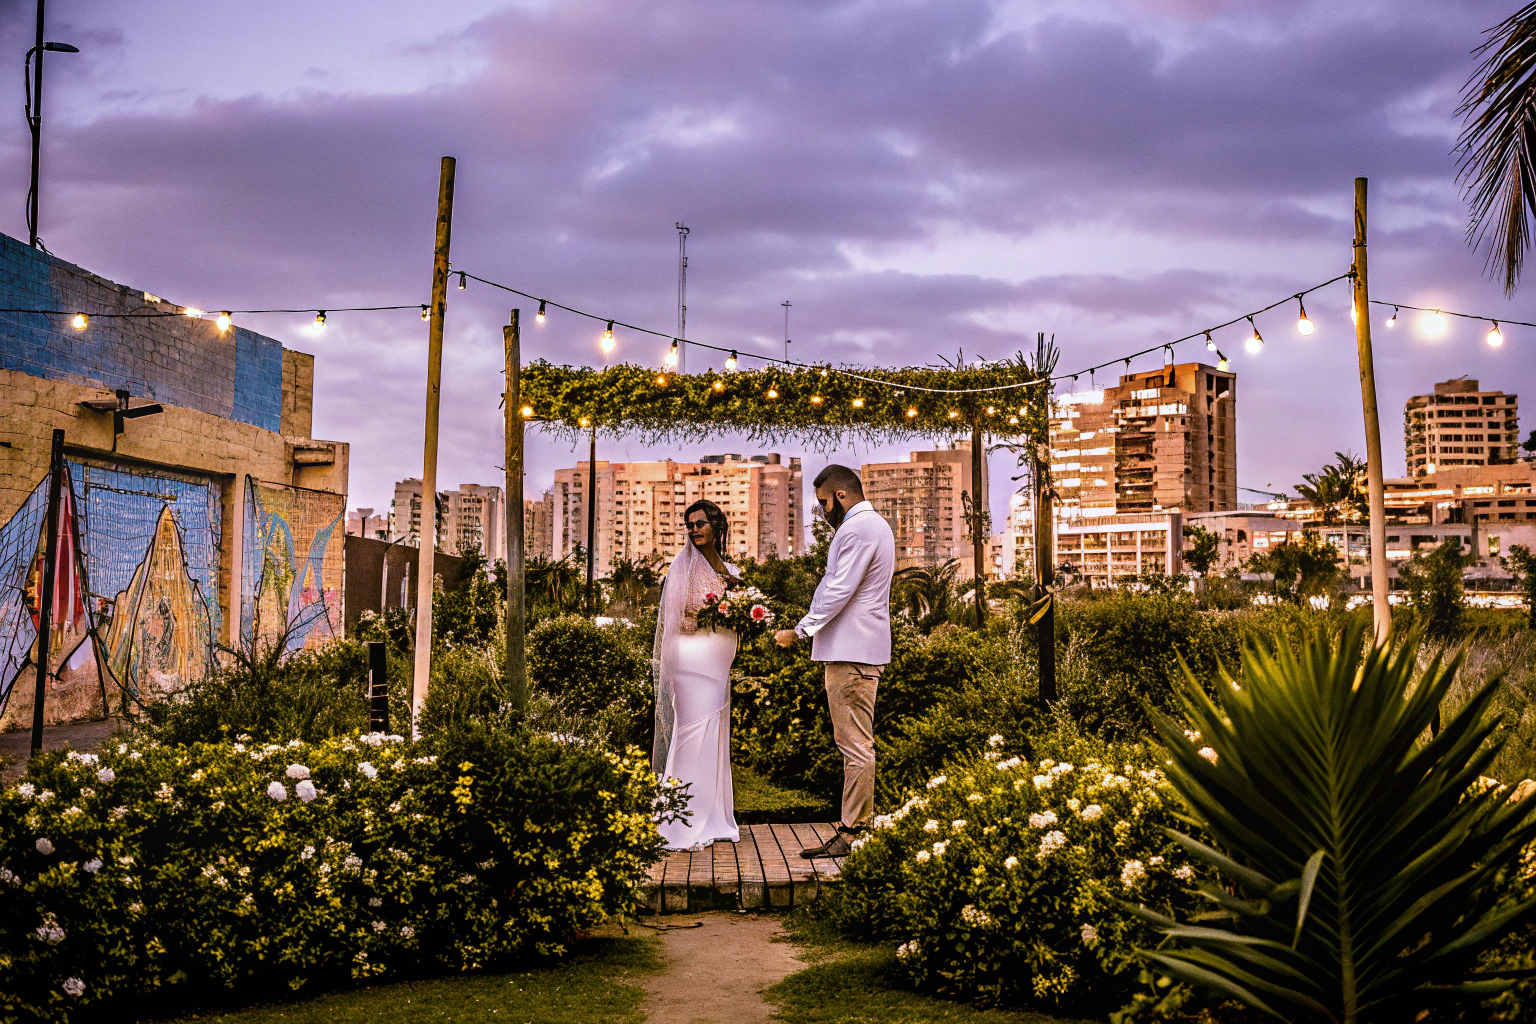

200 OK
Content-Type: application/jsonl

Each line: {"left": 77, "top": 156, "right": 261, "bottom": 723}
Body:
{"left": 861, "top": 440, "right": 987, "bottom": 575}
{"left": 388, "top": 479, "right": 506, "bottom": 561}
{"left": 1051, "top": 361, "right": 1237, "bottom": 519}
{"left": 525, "top": 491, "right": 555, "bottom": 560}
{"left": 1405, "top": 378, "right": 1520, "bottom": 477}
{"left": 1005, "top": 494, "right": 1184, "bottom": 586}
{"left": 346, "top": 508, "right": 389, "bottom": 540}
{"left": 551, "top": 454, "right": 803, "bottom": 575}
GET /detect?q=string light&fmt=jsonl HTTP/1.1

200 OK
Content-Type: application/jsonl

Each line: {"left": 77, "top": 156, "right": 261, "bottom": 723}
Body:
{"left": 601, "top": 321, "right": 616, "bottom": 354}
{"left": 664, "top": 341, "right": 679, "bottom": 367}
{"left": 1487, "top": 321, "right": 1503, "bottom": 347}
{"left": 216, "top": 312, "right": 232, "bottom": 333}
{"left": 1245, "top": 316, "right": 1264, "bottom": 354}
{"left": 1295, "top": 297, "right": 1313, "bottom": 336}
{"left": 712, "top": 380, "right": 724, "bottom": 392}
{"left": 420, "top": 305, "right": 430, "bottom": 322}
{"left": 810, "top": 394, "right": 823, "bottom": 405}
{"left": 907, "top": 407, "right": 919, "bottom": 418}
{"left": 948, "top": 409, "right": 960, "bottom": 419}
{"left": 725, "top": 350, "right": 738, "bottom": 371}
{"left": 1008, "top": 415, "right": 1019, "bottom": 425}
{"left": 1385, "top": 306, "right": 1398, "bottom": 328}
{"left": 71, "top": 313, "right": 87, "bottom": 330}
{"left": 1216, "top": 350, "right": 1230, "bottom": 372}
{"left": 852, "top": 397, "right": 864, "bottom": 408}
{"left": 767, "top": 388, "right": 779, "bottom": 399}
{"left": 536, "top": 300, "right": 547, "bottom": 323}
{"left": 456, "top": 272, "right": 466, "bottom": 291}
{"left": 314, "top": 311, "right": 326, "bottom": 329}
{"left": 520, "top": 405, "right": 534, "bottom": 418}
{"left": 1204, "top": 331, "right": 1215, "bottom": 352}
{"left": 183, "top": 307, "right": 202, "bottom": 318}
{"left": 655, "top": 373, "right": 668, "bottom": 386}
{"left": 579, "top": 416, "right": 590, "bottom": 427}
{"left": 1422, "top": 309, "right": 1446, "bottom": 337}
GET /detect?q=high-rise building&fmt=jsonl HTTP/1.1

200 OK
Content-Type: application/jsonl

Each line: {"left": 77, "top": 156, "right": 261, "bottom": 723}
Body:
{"left": 388, "top": 479, "right": 505, "bottom": 560}
{"left": 550, "top": 454, "right": 803, "bottom": 575}
{"left": 346, "top": 508, "right": 388, "bottom": 540}
{"left": 861, "top": 440, "right": 986, "bottom": 574}
{"left": 1051, "top": 361, "right": 1236, "bottom": 519}
{"left": 525, "top": 491, "right": 555, "bottom": 560}
{"left": 1404, "top": 378, "right": 1520, "bottom": 477}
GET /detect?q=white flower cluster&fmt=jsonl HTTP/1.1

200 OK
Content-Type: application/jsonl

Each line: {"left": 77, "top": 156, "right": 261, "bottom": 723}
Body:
{"left": 1080, "top": 803, "right": 1103, "bottom": 821}
{"left": 1080, "top": 923, "right": 1098, "bottom": 946}
{"left": 344, "top": 855, "right": 364, "bottom": 872}
{"left": 1099, "top": 773, "right": 1131, "bottom": 790}
{"left": 65, "top": 751, "right": 99, "bottom": 766}
{"left": 959, "top": 904, "right": 991, "bottom": 927}
{"left": 83, "top": 858, "right": 103, "bottom": 874}
{"left": 923, "top": 819, "right": 940, "bottom": 833}
{"left": 996, "top": 756, "right": 1022, "bottom": 771}
{"left": 1121, "top": 859, "right": 1146, "bottom": 888}
{"left": 888, "top": 794, "right": 927, "bottom": 823}
{"left": 358, "top": 732, "right": 405, "bottom": 747}
{"left": 35, "top": 837, "right": 54, "bottom": 855}
{"left": 988, "top": 734, "right": 1005, "bottom": 747}
{"left": 1174, "top": 865, "right": 1194, "bottom": 881}
{"left": 286, "top": 764, "right": 310, "bottom": 780}
{"left": 915, "top": 849, "right": 931, "bottom": 863}
{"left": 896, "top": 940, "right": 918, "bottom": 961}
{"left": 1032, "top": 775, "right": 1053, "bottom": 790}
{"left": 400, "top": 925, "right": 416, "bottom": 939}
{"left": 0, "top": 867, "right": 17, "bottom": 885}
{"left": 62, "top": 977, "right": 85, "bottom": 998}
{"left": 1003, "top": 855, "right": 1019, "bottom": 870}
{"left": 1037, "top": 830, "right": 1067, "bottom": 858}
{"left": 1027, "top": 810, "right": 1058, "bottom": 829}
{"left": 358, "top": 761, "right": 378, "bottom": 779}
{"left": 931, "top": 841, "right": 948, "bottom": 857}
{"left": 1198, "top": 747, "right": 1219, "bottom": 765}
{"left": 950, "top": 819, "right": 967, "bottom": 832}
{"left": 297, "top": 780, "right": 317, "bottom": 803}
{"left": 267, "top": 781, "right": 288, "bottom": 802}
{"left": 927, "top": 775, "right": 947, "bottom": 790}
{"left": 35, "top": 920, "right": 65, "bottom": 943}
{"left": 300, "top": 845, "right": 316, "bottom": 860}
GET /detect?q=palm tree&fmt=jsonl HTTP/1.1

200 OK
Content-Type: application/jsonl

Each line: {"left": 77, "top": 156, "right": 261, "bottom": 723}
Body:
{"left": 1457, "top": 3, "right": 1536, "bottom": 293}
{"left": 891, "top": 559, "right": 959, "bottom": 632}
{"left": 602, "top": 555, "right": 661, "bottom": 616}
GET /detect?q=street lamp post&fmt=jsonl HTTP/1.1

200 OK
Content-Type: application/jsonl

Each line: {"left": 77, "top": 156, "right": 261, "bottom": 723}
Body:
{"left": 25, "top": 0, "right": 79, "bottom": 249}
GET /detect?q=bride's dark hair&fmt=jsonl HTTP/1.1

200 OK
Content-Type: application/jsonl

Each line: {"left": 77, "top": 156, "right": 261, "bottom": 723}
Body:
{"left": 683, "top": 499, "right": 730, "bottom": 559}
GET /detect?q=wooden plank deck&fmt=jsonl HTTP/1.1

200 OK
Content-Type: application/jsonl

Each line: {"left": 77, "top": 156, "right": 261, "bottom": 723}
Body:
{"left": 642, "top": 822, "right": 843, "bottom": 913}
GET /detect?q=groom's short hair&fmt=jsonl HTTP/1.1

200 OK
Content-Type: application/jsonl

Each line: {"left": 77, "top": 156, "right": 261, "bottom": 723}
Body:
{"left": 814, "top": 464, "right": 864, "bottom": 497}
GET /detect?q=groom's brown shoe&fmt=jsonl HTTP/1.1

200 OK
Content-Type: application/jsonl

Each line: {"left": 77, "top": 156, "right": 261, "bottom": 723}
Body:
{"left": 801, "top": 825, "right": 861, "bottom": 859}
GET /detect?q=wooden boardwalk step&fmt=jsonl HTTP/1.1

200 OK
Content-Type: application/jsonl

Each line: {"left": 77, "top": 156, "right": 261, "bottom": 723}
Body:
{"left": 641, "top": 822, "right": 843, "bottom": 914}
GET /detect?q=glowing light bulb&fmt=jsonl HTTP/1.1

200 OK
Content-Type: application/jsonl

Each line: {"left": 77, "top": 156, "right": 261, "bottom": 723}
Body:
{"left": 579, "top": 417, "right": 590, "bottom": 427}
{"left": 1385, "top": 306, "right": 1398, "bottom": 328}
{"left": 1422, "top": 309, "right": 1446, "bottom": 337}
{"left": 1008, "top": 415, "right": 1019, "bottom": 425}
{"left": 1205, "top": 331, "right": 1216, "bottom": 352}
{"left": 810, "top": 395, "right": 823, "bottom": 404}
{"left": 420, "top": 305, "right": 430, "bottom": 322}
{"left": 712, "top": 380, "right": 724, "bottom": 392}
{"left": 520, "top": 405, "right": 533, "bottom": 418}
{"left": 216, "top": 312, "right": 232, "bottom": 333}
{"left": 1218, "top": 357, "right": 1229, "bottom": 371}
{"left": 907, "top": 407, "right": 918, "bottom": 418}
{"left": 725, "top": 350, "right": 738, "bottom": 371}
{"left": 820, "top": 369, "right": 828, "bottom": 378}
{"left": 1245, "top": 317, "right": 1263, "bottom": 354}
{"left": 314, "top": 311, "right": 326, "bottom": 329}
{"left": 664, "top": 342, "right": 679, "bottom": 367}
{"left": 601, "top": 321, "right": 616, "bottom": 353}
{"left": 1349, "top": 303, "right": 1358, "bottom": 324}
{"left": 767, "top": 388, "right": 779, "bottom": 399}
{"left": 71, "top": 313, "right": 87, "bottom": 330}
{"left": 947, "top": 410, "right": 960, "bottom": 419}
{"left": 1487, "top": 321, "right": 1504, "bottom": 347}
{"left": 1296, "top": 298, "right": 1313, "bottom": 336}
{"left": 852, "top": 397, "right": 864, "bottom": 408}
{"left": 985, "top": 405, "right": 995, "bottom": 415}
{"left": 656, "top": 374, "right": 668, "bottom": 386}
{"left": 1018, "top": 407, "right": 1027, "bottom": 415}
{"left": 183, "top": 307, "right": 203, "bottom": 318}
{"left": 536, "top": 300, "right": 547, "bottom": 324}
{"left": 456, "top": 272, "right": 466, "bottom": 291}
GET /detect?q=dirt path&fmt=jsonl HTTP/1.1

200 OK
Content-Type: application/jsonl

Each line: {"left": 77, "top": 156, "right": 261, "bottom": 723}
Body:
{"left": 640, "top": 911, "right": 802, "bottom": 1024}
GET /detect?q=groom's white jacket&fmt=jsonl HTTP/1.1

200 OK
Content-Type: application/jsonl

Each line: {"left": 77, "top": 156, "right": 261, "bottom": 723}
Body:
{"left": 795, "top": 500, "right": 896, "bottom": 665}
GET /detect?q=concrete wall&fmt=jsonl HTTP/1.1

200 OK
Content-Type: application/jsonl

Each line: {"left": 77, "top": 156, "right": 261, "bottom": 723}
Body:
{"left": 343, "top": 535, "right": 463, "bottom": 635}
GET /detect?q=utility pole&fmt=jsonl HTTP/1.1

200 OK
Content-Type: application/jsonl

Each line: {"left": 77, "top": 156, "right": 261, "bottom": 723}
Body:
{"left": 676, "top": 223, "right": 689, "bottom": 373}
{"left": 25, "top": 0, "right": 78, "bottom": 249}
{"left": 410, "top": 157, "right": 455, "bottom": 735}
{"left": 31, "top": 428, "right": 64, "bottom": 754}
{"left": 585, "top": 427, "right": 598, "bottom": 615}
{"left": 504, "top": 309, "right": 527, "bottom": 709}
{"left": 1031, "top": 333, "right": 1058, "bottom": 705}
{"left": 782, "top": 300, "right": 792, "bottom": 361}
{"left": 970, "top": 420, "right": 987, "bottom": 626}
{"left": 1352, "top": 177, "right": 1392, "bottom": 643}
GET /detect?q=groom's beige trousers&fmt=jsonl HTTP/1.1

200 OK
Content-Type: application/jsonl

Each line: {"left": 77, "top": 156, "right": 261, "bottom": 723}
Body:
{"left": 824, "top": 661, "right": 883, "bottom": 828}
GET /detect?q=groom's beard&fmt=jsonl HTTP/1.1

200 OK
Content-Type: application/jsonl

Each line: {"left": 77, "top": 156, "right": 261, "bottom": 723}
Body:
{"left": 825, "top": 497, "right": 847, "bottom": 529}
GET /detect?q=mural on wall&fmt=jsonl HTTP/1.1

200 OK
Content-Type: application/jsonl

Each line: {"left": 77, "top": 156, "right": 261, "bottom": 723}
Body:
{"left": 242, "top": 477, "right": 344, "bottom": 651}
{"left": 0, "top": 460, "right": 221, "bottom": 715}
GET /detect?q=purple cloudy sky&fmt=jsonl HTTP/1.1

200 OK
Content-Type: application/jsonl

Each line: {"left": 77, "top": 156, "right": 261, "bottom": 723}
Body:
{"left": 2, "top": 0, "right": 1532, "bottom": 527}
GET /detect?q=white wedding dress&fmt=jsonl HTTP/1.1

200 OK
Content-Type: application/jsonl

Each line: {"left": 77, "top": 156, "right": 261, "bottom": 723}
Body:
{"left": 653, "top": 543, "right": 741, "bottom": 851}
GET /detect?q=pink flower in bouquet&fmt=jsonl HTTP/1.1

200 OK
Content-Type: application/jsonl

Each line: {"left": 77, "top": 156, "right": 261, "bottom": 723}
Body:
{"left": 750, "top": 604, "right": 770, "bottom": 621}
{"left": 717, "top": 601, "right": 732, "bottom": 615}
{"left": 704, "top": 593, "right": 718, "bottom": 602}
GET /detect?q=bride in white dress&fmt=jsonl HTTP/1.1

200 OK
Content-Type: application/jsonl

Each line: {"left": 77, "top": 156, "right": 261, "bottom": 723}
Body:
{"left": 653, "top": 499, "right": 741, "bottom": 851}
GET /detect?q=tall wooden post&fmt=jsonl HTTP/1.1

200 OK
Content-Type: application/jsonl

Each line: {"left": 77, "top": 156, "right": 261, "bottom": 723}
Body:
{"left": 503, "top": 310, "right": 527, "bottom": 709}
{"left": 585, "top": 427, "right": 598, "bottom": 616}
{"left": 1034, "top": 452, "right": 1057, "bottom": 706}
{"left": 970, "top": 420, "right": 987, "bottom": 626}
{"left": 1352, "top": 177, "right": 1392, "bottom": 642}
{"left": 410, "top": 156, "right": 456, "bottom": 736}
{"left": 30, "top": 428, "right": 64, "bottom": 755}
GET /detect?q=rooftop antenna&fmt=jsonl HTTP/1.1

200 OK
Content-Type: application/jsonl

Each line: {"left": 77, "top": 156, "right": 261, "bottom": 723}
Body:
{"left": 781, "top": 300, "right": 791, "bottom": 361}
{"left": 676, "top": 222, "right": 689, "bottom": 372}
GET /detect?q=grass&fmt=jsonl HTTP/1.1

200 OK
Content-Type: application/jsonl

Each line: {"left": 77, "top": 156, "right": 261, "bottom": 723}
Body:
{"left": 766, "top": 913, "right": 1089, "bottom": 1024}
{"left": 734, "top": 764, "right": 835, "bottom": 824}
{"left": 156, "top": 932, "right": 662, "bottom": 1024}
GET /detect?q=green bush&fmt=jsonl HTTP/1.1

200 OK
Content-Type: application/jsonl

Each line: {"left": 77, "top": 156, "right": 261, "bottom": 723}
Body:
{"left": 526, "top": 615, "right": 653, "bottom": 749}
{"left": 0, "top": 726, "right": 679, "bottom": 1021}
{"left": 828, "top": 731, "right": 1202, "bottom": 1015}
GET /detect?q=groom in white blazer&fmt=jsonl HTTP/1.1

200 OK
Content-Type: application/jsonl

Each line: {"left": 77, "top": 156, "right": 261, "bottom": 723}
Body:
{"left": 775, "top": 464, "right": 896, "bottom": 858}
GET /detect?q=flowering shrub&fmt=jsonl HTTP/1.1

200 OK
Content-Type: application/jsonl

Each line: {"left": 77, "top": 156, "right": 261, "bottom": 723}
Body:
{"left": 0, "top": 723, "right": 682, "bottom": 1021}
{"left": 830, "top": 733, "right": 1204, "bottom": 1015}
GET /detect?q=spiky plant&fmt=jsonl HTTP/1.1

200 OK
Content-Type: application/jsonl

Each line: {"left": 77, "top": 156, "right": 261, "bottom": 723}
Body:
{"left": 1135, "top": 622, "right": 1536, "bottom": 1023}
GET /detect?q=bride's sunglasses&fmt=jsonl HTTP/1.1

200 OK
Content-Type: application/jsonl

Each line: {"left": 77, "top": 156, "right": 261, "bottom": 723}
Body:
{"left": 686, "top": 518, "right": 712, "bottom": 532}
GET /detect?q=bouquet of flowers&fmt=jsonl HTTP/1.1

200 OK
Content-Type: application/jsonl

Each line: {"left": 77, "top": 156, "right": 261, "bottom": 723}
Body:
{"left": 694, "top": 584, "right": 778, "bottom": 641}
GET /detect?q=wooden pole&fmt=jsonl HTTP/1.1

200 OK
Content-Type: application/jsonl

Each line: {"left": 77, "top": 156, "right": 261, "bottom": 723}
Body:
{"left": 1034, "top": 451, "right": 1057, "bottom": 706}
{"left": 504, "top": 310, "right": 527, "bottom": 710}
{"left": 970, "top": 420, "right": 987, "bottom": 626}
{"left": 30, "top": 428, "right": 64, "bottom": 755}
{"left": 1352, "top": 177, "right": 1392, "bottom": 642}
{"left": 410, "top": 156, "right": 455, "bottom": 736}
{"left": 585, "top": 427, "right": 598, "bottom": 616}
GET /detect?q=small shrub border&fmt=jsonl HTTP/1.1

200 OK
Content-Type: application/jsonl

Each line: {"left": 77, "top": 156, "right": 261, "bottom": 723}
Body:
{"left": 0, "top": 726, "right": 681, "bottom": 1022}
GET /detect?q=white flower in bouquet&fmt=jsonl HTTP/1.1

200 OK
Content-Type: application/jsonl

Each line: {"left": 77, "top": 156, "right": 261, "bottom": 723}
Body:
{"left": 266, "top": 781, "right": 288, "bottom": 802}
{"left": 286, "top": 764, "right": 311, "bottom": 780}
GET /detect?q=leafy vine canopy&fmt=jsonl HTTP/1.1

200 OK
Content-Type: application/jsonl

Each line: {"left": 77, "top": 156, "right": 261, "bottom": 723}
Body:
{"left": 517, "top": 361, "right": 1054, "bottom": 450}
